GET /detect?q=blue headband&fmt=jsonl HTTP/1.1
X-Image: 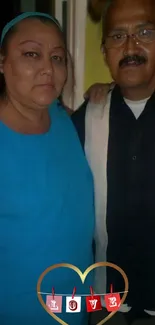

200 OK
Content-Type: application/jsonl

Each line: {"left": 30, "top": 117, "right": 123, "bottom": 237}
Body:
{"left": 1, "top": 12, "right": 62, "bottom": 45}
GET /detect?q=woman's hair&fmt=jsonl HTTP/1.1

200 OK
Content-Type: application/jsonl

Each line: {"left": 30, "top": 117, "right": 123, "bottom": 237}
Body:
{"left": 61, "top": 50, "right": 75, "bottom": 109}
{"left": 0, "top": 23, "right": 16, "bottom": 96}
{"left": 0, "top": 13, "right": 66, "bottom": 97}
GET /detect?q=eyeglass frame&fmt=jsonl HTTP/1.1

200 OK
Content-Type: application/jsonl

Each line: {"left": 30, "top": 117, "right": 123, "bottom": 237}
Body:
{"left": 102, "top": 29, "right": 155, "bottom": 49}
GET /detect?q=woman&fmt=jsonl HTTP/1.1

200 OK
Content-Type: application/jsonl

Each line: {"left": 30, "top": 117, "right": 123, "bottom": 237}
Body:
{"left": 0, "top": 12, "right": 95, "bottom": 325}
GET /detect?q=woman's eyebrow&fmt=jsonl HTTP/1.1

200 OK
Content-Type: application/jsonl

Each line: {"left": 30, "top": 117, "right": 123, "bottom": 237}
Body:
{"left": 51, "top": 46, "right": 66, "bottom": 51}
{"left": 19, "top": 40, "right": 42, "bottom": 46}
{"left": 19, "top": 41, "right": 65, "bottom": 51}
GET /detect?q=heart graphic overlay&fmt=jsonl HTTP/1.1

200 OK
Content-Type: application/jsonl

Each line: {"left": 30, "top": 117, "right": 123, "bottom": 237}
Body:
{"left": 37, "top": 262, "right": 129, "bottom": 325}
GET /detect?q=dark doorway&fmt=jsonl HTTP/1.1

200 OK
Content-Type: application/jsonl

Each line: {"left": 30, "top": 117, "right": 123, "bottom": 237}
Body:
{"left": 0, "top": 0, "right": 20, "bottom": 33}
{"left": 0, "top": 0, "right": 55, "bottom": 35}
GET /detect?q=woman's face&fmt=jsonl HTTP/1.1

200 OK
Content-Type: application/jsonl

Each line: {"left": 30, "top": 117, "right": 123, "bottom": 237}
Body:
{"left": 1, "top": 18, "right": 67, "bottom": 109}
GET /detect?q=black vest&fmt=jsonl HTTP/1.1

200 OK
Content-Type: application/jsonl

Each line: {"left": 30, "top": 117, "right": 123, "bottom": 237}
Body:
{"left": 72, "top": 86, "right": 155, "bottom": 310}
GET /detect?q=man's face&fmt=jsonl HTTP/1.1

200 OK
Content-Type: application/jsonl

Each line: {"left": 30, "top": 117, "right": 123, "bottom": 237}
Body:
{"left": 104, "top": 0, "right": 155, "bottom": 90}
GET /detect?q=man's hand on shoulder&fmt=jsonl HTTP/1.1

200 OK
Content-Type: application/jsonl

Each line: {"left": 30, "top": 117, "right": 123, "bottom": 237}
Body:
{"left": 65, "top": 82, "right": 114, "bottom": 116}
{"left": 84, "top": 82, "right": 115, "bottom": 104}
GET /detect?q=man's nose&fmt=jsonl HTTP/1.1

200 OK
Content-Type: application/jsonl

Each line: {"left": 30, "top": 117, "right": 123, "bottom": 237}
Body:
{"left": 123, "top": 35, "right": 140, "bottom": 55}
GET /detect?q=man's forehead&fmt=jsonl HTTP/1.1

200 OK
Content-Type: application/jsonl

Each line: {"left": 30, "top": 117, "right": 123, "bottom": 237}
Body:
{"left": 108, "top": 0, "right": 155, "bottom": 10}
{"left": 106, "top": 0, "right": 155, "bottom": 29}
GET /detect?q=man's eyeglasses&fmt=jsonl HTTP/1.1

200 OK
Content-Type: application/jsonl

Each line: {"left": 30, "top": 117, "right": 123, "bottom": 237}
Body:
{"left": 103, "top": 29, "right": 155, "bottom": 49}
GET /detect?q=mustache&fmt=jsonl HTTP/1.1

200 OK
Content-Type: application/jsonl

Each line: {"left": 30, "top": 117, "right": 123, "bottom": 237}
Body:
{"left": 119, "top": 55, "right": 147, "bottom": 67}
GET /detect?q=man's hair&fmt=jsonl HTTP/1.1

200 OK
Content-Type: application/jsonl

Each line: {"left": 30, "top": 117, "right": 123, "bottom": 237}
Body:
{"left": 102, "top": 0, "right": 114, "bottom": 40}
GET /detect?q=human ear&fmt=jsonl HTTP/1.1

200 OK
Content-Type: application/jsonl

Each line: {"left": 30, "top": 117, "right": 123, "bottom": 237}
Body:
{"left": 101, "top": 44, "right": 107, "bottom": 64}
{"left": 0, "top": 52, "right": 5, "bottom": 74}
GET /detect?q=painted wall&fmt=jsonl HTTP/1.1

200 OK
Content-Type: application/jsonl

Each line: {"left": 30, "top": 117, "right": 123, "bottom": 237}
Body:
{"left": 84, "top": 15, "right": 112, "bottom": 91}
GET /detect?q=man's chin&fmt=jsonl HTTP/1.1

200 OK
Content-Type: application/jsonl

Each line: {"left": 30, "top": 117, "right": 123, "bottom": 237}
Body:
{"left": 117, "top": 78, "right": 147, "bottom": 89}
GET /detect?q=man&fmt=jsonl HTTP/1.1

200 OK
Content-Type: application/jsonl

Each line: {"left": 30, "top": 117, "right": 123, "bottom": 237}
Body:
{"left": 72, "top": 0, "right": 155, "bottom": 324}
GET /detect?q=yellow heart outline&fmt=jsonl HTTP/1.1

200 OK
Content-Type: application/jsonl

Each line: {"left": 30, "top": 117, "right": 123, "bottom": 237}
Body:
{"left": 37, "top": 262, "right": 129, "bottom": 325}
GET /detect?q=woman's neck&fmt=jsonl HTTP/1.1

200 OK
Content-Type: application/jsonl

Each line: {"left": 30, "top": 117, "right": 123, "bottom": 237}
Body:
{"left": 0, "top": 98, "right": 51, "bottom": 134}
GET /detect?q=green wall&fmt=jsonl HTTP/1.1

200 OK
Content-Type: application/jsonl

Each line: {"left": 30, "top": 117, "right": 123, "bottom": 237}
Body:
{"left": 84, "top": 15, "right": 112, "bottom": 91}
